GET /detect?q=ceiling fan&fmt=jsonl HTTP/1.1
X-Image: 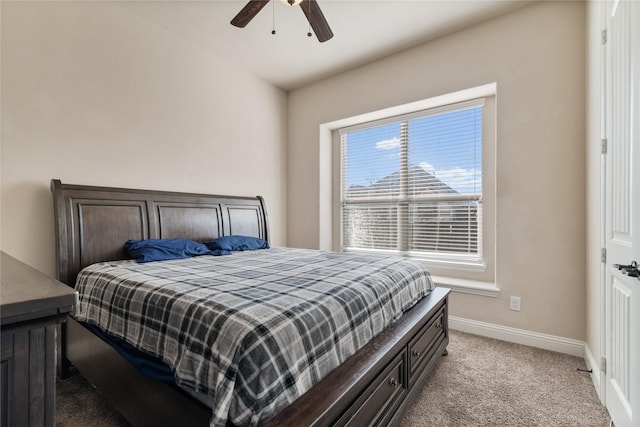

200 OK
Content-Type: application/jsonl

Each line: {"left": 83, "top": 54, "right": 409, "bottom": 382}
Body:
{"left": 231, "top": 0, "right": 334, "bottom": 43}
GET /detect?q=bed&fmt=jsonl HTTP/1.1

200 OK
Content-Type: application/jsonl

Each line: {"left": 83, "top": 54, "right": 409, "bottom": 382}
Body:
{"left": 51, "top": 179, "right": 449, "bottom": 427}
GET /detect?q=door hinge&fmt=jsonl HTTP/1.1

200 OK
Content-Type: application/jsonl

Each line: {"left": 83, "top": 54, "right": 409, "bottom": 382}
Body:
{"left": 601, "top": 138, "right": 607, "bottom": 154}
{"left": 602, "top": 29, "right": 607, "bottom": 45}
{"left": 601, "top": 357, "right": 607, "bottom": 374}
{"left": 601, "top": 248, "right": 607, "bottom": 263}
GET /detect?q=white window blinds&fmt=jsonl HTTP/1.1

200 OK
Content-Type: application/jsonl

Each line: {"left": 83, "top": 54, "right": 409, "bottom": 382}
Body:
{"left": 340, "top": 99, "right": 483, "bottom": 261}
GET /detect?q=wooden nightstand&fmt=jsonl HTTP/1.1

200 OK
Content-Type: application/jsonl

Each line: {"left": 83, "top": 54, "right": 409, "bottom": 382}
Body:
{"left": 0, "top": 251, "right": 76, "bottom": 427}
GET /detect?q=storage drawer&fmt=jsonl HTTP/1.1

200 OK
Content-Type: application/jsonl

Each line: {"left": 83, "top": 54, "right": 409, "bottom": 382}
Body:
{"left": 408, "top": 308, "right": 445, "bottom": 382}
{"left": 339, "top": 351, "right": 406, "bottom": 427}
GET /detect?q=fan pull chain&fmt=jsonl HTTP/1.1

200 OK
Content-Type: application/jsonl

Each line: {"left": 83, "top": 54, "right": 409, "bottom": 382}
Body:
{"left": 307, "top": 0, "right": 312, "bottom": 37}
{"left": 272, "top": 0, "right": 276, "bottom": 35}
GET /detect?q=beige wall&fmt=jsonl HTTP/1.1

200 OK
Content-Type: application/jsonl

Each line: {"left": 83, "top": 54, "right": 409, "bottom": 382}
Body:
{"left": 0, "top": 1, "right": 288, "bottom": 275}
{"left": 287, "top": 2, "right": 587, "bottom": 340}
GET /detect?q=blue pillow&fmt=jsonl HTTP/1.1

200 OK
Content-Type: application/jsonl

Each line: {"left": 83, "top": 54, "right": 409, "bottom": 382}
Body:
{"left": 205, "top": 235, "right": 269, "bottom": 252}
{"left": 125, "top": 238, "right": 215, "bottom": 263}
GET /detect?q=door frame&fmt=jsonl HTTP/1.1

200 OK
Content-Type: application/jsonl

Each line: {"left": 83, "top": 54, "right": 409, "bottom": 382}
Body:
{"left": 598, "top": 0, "right": 607, "bottom": 405}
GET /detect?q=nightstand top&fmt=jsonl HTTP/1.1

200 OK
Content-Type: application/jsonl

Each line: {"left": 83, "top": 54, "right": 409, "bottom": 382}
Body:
{"left": 1, "top": 251, "right": 76, "bottom": 325}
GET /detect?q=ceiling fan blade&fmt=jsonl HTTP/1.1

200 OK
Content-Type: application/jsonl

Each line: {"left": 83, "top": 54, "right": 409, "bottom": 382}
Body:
{"left": 231, "top": 0, "right": 271, "bottom": 28}
{"left": 300, "top": 0, "right": 333, "bottom": 42}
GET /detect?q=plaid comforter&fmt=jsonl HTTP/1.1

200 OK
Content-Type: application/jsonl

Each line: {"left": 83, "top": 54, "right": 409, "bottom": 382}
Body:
{"left": 74, "top": 247, "right": 433, "bottom": 427}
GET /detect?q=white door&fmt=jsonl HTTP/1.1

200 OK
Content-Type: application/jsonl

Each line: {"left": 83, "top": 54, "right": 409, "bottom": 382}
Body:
{"left": 604, "top": 1, "right": 640, "bottom": 426}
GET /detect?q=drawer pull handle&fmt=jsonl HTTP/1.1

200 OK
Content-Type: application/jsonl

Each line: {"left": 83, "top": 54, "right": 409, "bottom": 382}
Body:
{"left": 436, "top": 320, "right": 442, "bottom": 329}
{"left": 411, "top": 350, "right": 420, "bottom": 358}
{"left": 388, "top": 378, "right": 399, "bottom": 388}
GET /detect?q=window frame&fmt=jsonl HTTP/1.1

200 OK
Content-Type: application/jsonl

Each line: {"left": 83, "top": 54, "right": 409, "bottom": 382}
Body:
{"left": 328, "top": 85, "right": 496, "bottom": 286}
{"left": 339, "top": 98, "right": 485, "bottom": 265}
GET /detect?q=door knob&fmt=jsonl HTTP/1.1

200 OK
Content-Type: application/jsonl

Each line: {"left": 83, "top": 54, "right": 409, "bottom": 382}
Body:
{"left": 613, "top": 261, "right": 639, "bottom": 278}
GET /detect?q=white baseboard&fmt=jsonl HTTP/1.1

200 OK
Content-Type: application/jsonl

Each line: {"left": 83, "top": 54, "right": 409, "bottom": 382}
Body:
{"left": 584, "top": 343, "right": 606, "bottom": 405}
{"left": 449, "top": 316, "right": 585, "bottom": 357}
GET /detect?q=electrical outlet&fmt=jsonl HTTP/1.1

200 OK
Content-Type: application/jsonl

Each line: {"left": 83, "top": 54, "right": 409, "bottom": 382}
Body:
{"left": 509, "top": 296, "right": 521, "bottom": 312}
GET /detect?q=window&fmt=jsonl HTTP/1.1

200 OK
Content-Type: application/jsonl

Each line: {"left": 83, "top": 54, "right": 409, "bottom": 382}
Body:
{"left": 340, "top": 99, "right": 484, "bottom": 265}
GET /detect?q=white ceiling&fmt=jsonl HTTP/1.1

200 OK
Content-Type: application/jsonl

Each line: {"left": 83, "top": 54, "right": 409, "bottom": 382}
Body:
{"left": 118, "top": 0, "right": 532, "bottom": 90}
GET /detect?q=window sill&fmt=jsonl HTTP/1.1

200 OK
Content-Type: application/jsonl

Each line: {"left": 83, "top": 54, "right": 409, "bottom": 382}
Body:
{"left": 414, "top": 257, "right": 486, "bottom": 273}
{"left": 430, "top": 275, "right": 499, "bottom": 298}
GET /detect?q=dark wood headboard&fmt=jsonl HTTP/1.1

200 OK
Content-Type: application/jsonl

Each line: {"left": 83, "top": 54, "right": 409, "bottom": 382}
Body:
{"left": 51, "top": 179, "right": 269, "bottom": 287}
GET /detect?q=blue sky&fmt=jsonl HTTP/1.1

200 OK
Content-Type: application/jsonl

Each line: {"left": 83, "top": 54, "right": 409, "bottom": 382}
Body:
{"left": 343, "top": 106, "right": 482, "bottom": 195}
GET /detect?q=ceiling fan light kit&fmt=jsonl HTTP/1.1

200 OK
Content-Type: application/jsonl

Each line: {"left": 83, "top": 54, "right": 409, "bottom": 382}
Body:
{"left": 231, "top": 0, "right": 334, "bottom": 42}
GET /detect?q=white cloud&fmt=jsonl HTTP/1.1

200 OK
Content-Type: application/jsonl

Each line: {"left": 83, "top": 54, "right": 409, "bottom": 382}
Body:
{"left": 419, "top": 161, "right": 434, "bottom": 173}
{"left": 418, "top": 163, "right": 481, "bottom": 193}
{"left": 436, "top": 167, "right": 481, "bottom": 193}
{"left": 375, "top": 137, "right": 400, "bottom": 150}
